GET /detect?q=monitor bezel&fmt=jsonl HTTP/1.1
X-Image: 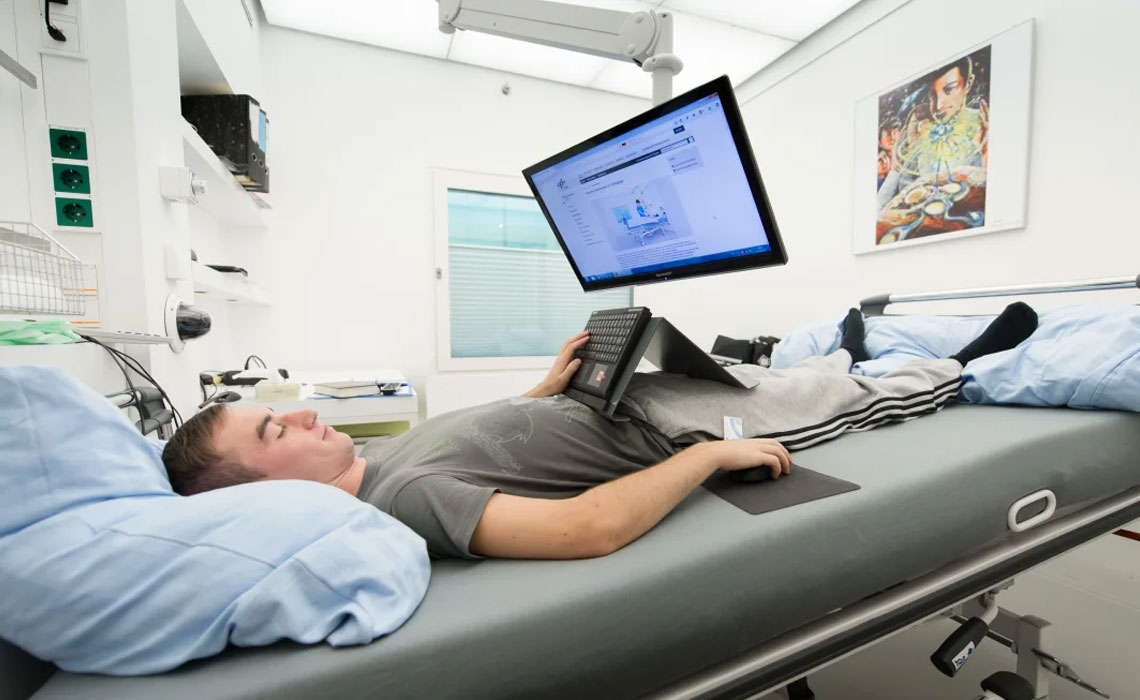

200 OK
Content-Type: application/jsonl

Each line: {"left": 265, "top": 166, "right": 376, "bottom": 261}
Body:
{"left": 522, "top": 74, "right": 788, "bottom": 293}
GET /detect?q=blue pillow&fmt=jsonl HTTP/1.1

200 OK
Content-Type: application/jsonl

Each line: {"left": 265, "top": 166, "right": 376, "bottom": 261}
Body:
{"left": 0, "top": 366, "right": 430, "bottom": 675}
{"left": 772, "top": 305, "right": 1140, "bottom": 411}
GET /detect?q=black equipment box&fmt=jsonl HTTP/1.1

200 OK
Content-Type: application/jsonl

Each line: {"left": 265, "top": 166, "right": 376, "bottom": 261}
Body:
{"left": 181, "top": 94, "right": 269, "bottom": 193}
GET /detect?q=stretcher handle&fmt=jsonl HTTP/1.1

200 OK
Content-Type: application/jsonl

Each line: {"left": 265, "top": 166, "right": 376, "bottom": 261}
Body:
{"left": 1008, "top": 490, "right": 1057, "bottom": 532}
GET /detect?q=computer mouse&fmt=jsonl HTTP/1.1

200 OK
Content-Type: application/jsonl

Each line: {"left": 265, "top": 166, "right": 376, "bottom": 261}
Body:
{"left": 731, "top": 467, "right": 774, "bottom": 484}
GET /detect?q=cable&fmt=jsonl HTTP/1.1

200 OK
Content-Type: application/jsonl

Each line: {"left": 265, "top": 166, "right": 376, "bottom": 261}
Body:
{"left": 244, "top": 354, "right": 267, "bottom": 370}
{"left": 197, "top": 390, "right": 240, "bottom": 410}
{"left": 199, "top": 369, "right": 225, "bottom": 403}
{"left": 44, "top": 0, "right": 66, "bottom": 42}
{"left": 80, "top": 336, "right": 183, "bottom": 428}
{"left": 97, "top": 338, "right": 139, "bottom": 413}
{"left": 113, "top": 351, "right": 184, "bottom": 427}
{"left": 105, "top": 346, "right": 184, "bottom": 428}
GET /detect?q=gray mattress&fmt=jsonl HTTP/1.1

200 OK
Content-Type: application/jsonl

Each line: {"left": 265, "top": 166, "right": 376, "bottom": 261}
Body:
{"left": 22, "top": 405, "right": 1140, "bottom": 700}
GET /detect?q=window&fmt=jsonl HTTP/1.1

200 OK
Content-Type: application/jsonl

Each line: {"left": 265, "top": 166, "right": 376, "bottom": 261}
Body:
{"left": 434, "top": 170, "right": 632, "bottom": 370}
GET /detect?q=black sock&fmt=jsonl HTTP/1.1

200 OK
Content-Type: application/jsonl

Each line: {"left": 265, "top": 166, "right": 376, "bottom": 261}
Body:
{"left": 951, "top": 302, "right": 1038, "bottom": 365}
{"left": 840, "top": 308, "right": 870, "bottom": 363}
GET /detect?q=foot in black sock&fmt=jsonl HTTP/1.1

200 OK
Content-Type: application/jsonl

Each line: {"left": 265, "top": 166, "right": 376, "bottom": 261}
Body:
{"left": 840, "top": 308, "right": 870, "bottom": 363}
{"left": 951, "top": 302, "right": 1038, "bottom": 365}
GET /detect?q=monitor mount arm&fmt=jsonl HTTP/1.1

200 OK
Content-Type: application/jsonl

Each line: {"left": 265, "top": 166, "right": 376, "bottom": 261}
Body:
{"left": 437, "top": 0, "right": 683, "bottom": 105}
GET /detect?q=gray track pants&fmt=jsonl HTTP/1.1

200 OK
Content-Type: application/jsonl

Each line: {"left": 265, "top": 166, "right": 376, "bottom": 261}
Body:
{"left": 617, "top": 351, "right": 964, "bottom": 450}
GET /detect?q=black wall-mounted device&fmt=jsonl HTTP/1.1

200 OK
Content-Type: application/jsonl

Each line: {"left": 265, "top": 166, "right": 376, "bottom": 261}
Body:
{"left": 181, "top": 94, "right": 269, "bottom": 193}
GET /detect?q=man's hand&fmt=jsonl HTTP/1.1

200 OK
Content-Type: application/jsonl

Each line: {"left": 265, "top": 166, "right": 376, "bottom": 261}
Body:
{"left": 695, "top": 439, "right": 791, "bottom": 480}
{"left": 523, "top": 331, "right": 590, "bottom": 398}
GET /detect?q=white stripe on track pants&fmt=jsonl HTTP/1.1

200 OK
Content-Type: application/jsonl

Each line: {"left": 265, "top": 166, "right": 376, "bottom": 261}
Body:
{"left": 617, "top": 351, "right": 964, "bottom": 450}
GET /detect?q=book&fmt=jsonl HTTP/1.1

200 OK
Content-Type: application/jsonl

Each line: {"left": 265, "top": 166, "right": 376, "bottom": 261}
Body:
{"left": 312, "top": 381, "right": 382, "bottom": 399}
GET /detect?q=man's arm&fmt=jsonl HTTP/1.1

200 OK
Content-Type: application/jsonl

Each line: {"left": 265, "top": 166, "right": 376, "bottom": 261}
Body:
{"left": 469, "top": 439, "right": 791, "bottom": 559}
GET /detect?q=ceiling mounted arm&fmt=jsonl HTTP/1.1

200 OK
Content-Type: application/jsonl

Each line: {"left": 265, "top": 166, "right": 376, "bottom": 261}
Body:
{"left": 0, "top": 46, "right": 37, "bottom": 89}
{"left": 438, "top": 0, "right": 683, "bottom": 105}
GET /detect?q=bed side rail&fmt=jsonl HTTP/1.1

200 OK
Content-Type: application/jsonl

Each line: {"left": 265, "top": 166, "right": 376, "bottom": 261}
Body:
{"left": 859, "top": 274, "right": 1139, "bottom": 316}
{"left": 643, "top": 486, "right": 1140, "bottom": 700}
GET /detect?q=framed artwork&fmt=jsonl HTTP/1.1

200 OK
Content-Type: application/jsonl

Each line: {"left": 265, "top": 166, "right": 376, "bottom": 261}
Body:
{"left": 852, "top": 20, "right": 1034, "bottom": 254}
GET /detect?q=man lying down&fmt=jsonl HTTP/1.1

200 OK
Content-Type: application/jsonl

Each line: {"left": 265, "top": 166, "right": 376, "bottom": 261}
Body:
{"left": 162, "top": 303, "right": 1038, "bottom": 560}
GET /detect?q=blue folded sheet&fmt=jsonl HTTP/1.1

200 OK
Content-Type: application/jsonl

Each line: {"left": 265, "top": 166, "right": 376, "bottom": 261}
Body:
{"left": 772, "top": 305, "right": 1140, "bottom": 411}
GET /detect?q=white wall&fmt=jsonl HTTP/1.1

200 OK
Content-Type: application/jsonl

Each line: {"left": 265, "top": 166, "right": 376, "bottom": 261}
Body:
{"left": 0, "top": 0, "right": 30, "bottom": 222}
{"left": 178, "top": 0, "right": 260, "bottom": 95}
{"left": 0, "top": 0, "right": 262, "bottom": 414}
{"left": 637, "top": 0, "right": 1140, "bottom": 346}
{"left": 84, "top": 0, "right": 246, "bottom": 418}
{"left": 0, "top": 0, "right": 227, "bottom": 410}
{"left": 241, "top": 27, "right": 647, "bottom": 393}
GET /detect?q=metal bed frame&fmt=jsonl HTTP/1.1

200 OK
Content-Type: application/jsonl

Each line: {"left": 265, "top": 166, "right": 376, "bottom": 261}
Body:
{"left": 648, "top": 275, "right": 1140, "bottom": 700}
{"left": 858, "top": 275, "right": 1139, "bottom": 316}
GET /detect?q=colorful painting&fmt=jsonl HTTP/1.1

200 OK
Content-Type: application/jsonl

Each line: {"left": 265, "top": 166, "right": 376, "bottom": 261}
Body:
{"left": 875, "top": 45, "right": 991, "bottom": 246}
{"left": 852, "top": 21, "right": 1032, "bottom": 255}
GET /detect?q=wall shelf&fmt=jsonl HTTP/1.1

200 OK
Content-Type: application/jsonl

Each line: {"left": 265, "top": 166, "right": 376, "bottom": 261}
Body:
{"left": 181, "top": 118, "right": 268, "bottom": 230}
{"left": 78, "top": 329, "right": 174, "bottom": 345}
{"left": 191, "top": 261, "right": 271, "bottom": 305}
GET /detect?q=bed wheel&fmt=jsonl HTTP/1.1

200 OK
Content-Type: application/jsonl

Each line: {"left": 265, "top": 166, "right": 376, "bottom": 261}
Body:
{"left": 978, "top": 671, "right": 1034, "bottom": 700}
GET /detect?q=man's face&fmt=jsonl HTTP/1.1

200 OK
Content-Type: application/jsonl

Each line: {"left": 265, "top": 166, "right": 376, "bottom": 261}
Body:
{"left": 931, "top": 66, "right": 970, "bottom": 120}
{"left": 212, "top": 406, "right": 357, "bottom": 483}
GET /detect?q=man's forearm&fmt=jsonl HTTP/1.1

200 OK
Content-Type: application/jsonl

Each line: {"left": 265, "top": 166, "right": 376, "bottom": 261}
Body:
{"left": 572, "top": 444, "right": 718, "bottom": 554}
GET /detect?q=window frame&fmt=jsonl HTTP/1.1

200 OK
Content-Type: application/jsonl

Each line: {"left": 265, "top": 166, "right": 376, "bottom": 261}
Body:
{"left": 433, "top": 168, "right": 598, "bottom": 372}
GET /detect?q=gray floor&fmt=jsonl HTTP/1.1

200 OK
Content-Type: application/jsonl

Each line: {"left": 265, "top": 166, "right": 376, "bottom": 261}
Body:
{"left": 761, "top": 568, "right": 1140, "bottom": 700}
{"left": 775, "top": 618, "right": 1078, "bottom": 700}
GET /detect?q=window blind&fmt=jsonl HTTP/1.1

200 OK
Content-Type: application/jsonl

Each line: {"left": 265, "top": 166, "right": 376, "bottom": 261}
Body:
{"left": 447, "top": 189, "right": 631, "bottom": 359}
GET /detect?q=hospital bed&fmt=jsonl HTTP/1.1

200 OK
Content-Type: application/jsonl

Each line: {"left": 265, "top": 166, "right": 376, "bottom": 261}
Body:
{"left": 3, "top": 279, "right": 1139, "bottom": 700}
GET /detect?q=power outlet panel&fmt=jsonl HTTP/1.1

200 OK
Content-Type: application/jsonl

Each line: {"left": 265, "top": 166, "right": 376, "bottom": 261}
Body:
{"left": 52, "top": 162, "right": 90, "bottom": 194}
{"left": 55, "top": 196, "right": 93, "bottom": 227}
{"left": 49, "top": 127, "right": 87, "bottom": 160}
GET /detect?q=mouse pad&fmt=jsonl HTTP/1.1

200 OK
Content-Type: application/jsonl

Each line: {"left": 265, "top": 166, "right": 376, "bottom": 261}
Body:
{"left": 702, "top": 464, "right": 860, "bottom": 515}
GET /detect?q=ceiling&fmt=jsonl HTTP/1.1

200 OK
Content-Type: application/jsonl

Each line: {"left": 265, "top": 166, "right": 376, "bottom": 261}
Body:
{"left": 260, "top": 0, "right": 861, "bottom": 99}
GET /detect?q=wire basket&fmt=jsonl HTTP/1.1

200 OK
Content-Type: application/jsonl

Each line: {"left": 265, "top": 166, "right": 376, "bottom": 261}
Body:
{"left": 0, "top": 221, "right": 89, "bottom": 316}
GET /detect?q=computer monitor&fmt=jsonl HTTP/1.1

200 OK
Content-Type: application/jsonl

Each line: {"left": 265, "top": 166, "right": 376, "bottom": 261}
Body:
{"left": 523, "top": 75, "right": 787, "bottom": 292}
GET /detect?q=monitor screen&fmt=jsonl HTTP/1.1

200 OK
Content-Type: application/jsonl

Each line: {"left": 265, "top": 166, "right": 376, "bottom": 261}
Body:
{"left": 523, "top": 75, "right": 787, "bottom": 292}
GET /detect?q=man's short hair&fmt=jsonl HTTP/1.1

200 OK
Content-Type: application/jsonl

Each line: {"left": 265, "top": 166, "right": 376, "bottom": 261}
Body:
{"left": 162, "top": 404, "right": 265, "bottom": 495}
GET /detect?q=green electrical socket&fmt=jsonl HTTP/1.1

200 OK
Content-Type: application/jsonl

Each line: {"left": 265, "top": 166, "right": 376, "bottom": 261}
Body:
{"left": 52, "top": 163, "right": 90, "bottom": 194}
{"left": 55, "top": 197, "right": 94, "bottom": 227}
{"left": 49, "top": 128, "right": 88, "bottom": 160}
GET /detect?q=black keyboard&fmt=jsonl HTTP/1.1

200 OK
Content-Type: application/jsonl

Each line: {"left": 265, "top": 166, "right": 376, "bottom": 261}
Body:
{"left": 569, "top": 306, "right": 652, "bottom": 401}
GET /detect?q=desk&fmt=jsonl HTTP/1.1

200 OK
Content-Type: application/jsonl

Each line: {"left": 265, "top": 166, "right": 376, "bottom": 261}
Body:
{"left": 236, "top": 368, "right": 419, "bottom": 438}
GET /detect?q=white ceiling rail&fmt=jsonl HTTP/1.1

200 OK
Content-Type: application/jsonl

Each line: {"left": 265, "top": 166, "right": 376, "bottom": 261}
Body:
{"left": 438, "top": 0, "right": 682, "bottom": 105}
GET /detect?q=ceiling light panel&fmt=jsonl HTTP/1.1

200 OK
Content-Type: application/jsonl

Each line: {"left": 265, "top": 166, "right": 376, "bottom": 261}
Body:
{"left": 448, "top": 29, "right": 612, "bottom": 85}
{"left": 261, "top": 0, "right": 451, "bottom": 58}
{"left": 671, "top": 13, "right": 794, "bottom": 88}
{"left": 662, "top": 0, "right": 861, "bottom": 41}
{"left": 589, "top": 62, "right": 653, "bottom": 99}
{"left": 567, "top": 0, "right": 660, "bottom": 11}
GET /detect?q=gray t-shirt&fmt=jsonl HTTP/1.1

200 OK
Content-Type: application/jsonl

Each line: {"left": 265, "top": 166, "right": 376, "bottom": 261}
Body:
{"left": 356, "top": 394, "right": 674, "bottom": 559}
